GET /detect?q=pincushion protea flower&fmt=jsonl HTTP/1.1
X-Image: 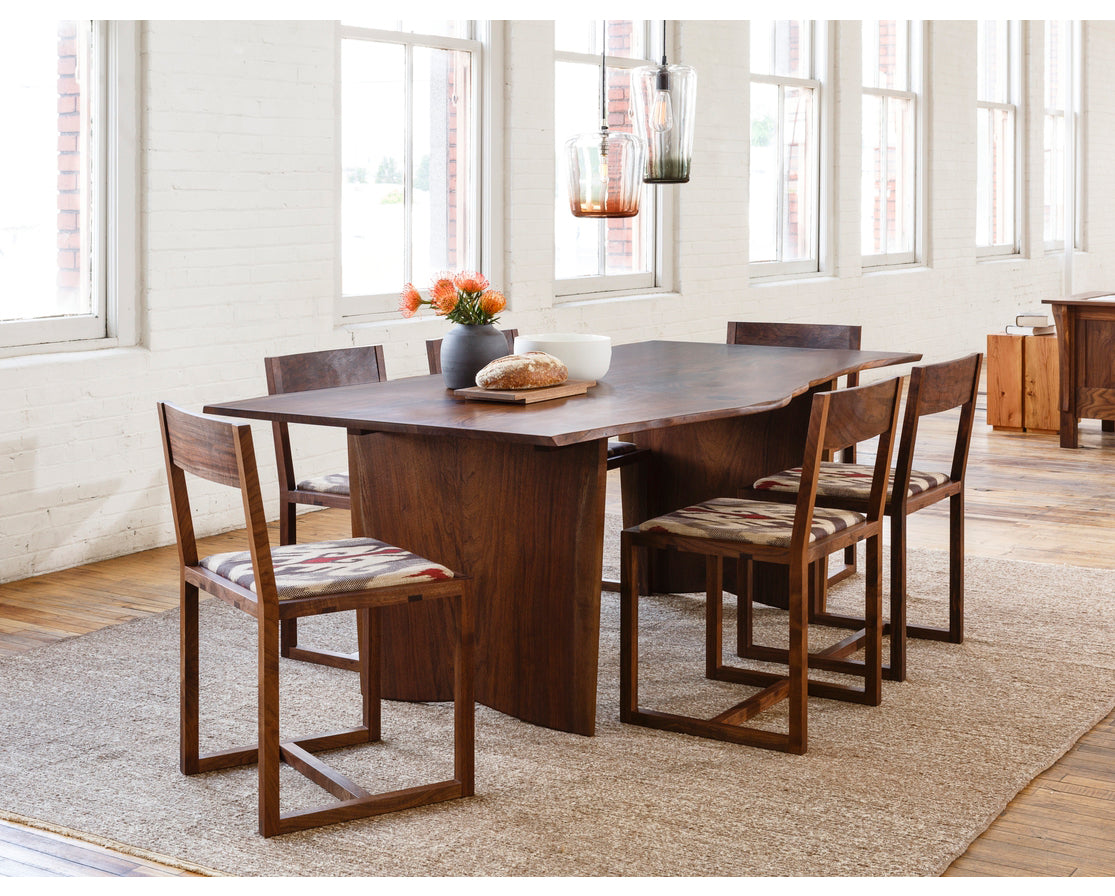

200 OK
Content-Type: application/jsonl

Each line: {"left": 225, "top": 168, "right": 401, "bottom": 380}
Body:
{"left": 399, "top": 271, "right": 506, "bottom": 326}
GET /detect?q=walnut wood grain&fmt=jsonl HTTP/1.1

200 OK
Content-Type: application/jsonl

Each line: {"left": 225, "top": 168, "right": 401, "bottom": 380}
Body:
{"left": 1043, "top": 294, "right": 1115, "bottom": 448}
{"left": 205, "top": 340, "right": 920, "bottom": 735}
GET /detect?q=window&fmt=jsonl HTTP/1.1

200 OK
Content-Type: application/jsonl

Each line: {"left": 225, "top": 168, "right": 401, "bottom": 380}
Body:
{"left": 554, "top": 20, "right": 659, "bottom": 298}
{"left": 749, "top": 20, "right": 822, "bottom": 276}
{"left": 0, "top": 21, "right": 136, "bottom": 354}
{"left": 1044, "top": 20, "right": 1080, "bottom": 251}
{"left": 976, "top": 21, "right": 1019, "bottom": 255}
{"left": 861, "top": 20, "right": 919, "bottom": 266}
{"left": 338, "top": 21, "right": 486, "bottom": 321}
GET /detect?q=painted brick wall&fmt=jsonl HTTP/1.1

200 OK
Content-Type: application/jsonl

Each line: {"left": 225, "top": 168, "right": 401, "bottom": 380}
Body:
{"left": 1, "top": 20, "right": 1113, "bottom": 583}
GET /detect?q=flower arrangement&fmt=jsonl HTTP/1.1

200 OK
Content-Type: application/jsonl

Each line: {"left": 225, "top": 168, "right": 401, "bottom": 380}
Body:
{"left": 400, "top": 271, "right": 507, "bottom": 326}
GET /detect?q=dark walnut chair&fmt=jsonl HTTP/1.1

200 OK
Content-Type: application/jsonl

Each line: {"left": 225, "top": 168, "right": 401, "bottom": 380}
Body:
{"left": 158, "top": 402, "right": 474, "bottom": 837}
{"left": 427, "top": 329, "right": 647, "bottom": 591}
{"left": 619, "top": 376, "right": 903, "bottom": 754}
{"left": 264, "top": 344, "right": 387, "bottom": 670}
{"left": 727, "top": 320, "right": 863, "bottom": 590}
{"left": 747, "top": 353, "right": 983, "bottom": 682}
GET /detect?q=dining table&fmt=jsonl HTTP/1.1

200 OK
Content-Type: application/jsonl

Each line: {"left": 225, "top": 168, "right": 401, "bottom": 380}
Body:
{"left": 205, "top": 339, "right": 921, "bottom": 736}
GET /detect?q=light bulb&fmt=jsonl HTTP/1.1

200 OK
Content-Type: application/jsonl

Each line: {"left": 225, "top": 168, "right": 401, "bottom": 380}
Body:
{"left": 650, "top": 89, "right": 674, "bottom": 133}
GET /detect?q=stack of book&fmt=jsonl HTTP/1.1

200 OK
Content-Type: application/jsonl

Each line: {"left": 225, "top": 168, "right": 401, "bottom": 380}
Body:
{"left": 1004, "top": 312, "right": 1056, "bottom": 336}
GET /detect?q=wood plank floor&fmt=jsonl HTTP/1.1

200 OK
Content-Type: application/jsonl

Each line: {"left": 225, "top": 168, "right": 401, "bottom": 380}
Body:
{"left": 1, "top": 393, "right": 1114, "bottom": 876}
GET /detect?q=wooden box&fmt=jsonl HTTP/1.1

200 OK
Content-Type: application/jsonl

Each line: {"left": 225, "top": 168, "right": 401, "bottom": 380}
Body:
{"left": 986, "top": 333, "right": 1059, "bottom": 434}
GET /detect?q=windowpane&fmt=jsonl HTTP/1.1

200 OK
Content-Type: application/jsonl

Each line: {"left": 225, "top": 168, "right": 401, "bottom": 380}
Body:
{"left": 1045, "top": 21, "right": 1068, "bottom": 110}
{"left": 0, "top": 20, "right": 94, "bottom": 323}
{"left": 863, "top": 20, "right": 908, "bottom": 90}
{"left": 1044, "top": 112, "right": 1066, "bottom": 243}
{"left": 977, "top": 21, "right": 1009, "bottom": 104}
{"left": 342, "top": 40, "right": 406, "bottom": 296}
{"left": 554, "top": 22, "right": 654, "bottom": 288}
{"left": 555, "top": 20, "right": 647, "bottom": 57}
{"left": 862, "top": 94, "right": 915, "bottom": 256}
{"left": 749, "top": 82, "right": 778, "bottom": 263}
{"left": 749, "top": 20, "right": 810, "bottom": 78}
{"left": 977, "top": 106, "right": 1016, "bottom": 247}
{"left": 781, "top": 87, "right": 815, "bottom": 262}
{"left": 341, "top": 34, "right": 476, "bottom": 302}
{"left": 342, "top": 20, "right": 470, "bottom": 39}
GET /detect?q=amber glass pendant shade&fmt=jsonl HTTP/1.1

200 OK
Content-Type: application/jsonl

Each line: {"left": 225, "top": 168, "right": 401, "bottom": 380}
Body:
{"left": 566, "top": 128, "right": 645, "bottom": 218}
{"left": 632, "top": 61, "right": 697, "bottom": 184}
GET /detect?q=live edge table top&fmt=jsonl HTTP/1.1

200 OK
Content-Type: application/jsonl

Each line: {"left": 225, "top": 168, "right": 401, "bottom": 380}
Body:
{"left": 204, "top": 340, "right": 923, "bottom": 443}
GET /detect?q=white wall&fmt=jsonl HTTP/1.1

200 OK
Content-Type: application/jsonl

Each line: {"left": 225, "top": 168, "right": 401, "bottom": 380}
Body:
{"left": 1, "top": 19, "right": 1112, "bottom": 583}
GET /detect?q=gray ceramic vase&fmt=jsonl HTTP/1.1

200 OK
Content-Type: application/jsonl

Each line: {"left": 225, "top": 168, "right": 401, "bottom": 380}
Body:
{"left": 440, "top": 323, "right": 510, "bottom": 389}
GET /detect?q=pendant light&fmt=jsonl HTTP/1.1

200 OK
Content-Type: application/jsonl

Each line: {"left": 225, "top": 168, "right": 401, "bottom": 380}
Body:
{"left": 565, "top": 22, "right": 646, "bottom": 218}
{"left": 632, "top": 21, "right": 697, "bottom": 183}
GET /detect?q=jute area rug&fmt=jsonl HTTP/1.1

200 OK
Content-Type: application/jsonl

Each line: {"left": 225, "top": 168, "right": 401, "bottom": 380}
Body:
{"left": 2, "top": 516, "right": 1114, "bottom": 877}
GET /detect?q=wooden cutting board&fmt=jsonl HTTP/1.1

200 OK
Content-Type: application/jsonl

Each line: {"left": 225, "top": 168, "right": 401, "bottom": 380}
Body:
{"left": 452, "top": 380, "right": 596, "bottom": 404}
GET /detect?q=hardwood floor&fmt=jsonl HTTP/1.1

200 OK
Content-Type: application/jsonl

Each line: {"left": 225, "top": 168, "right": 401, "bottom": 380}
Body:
{"left": 2, "top": 392, "right": 1114, "bottom": 876}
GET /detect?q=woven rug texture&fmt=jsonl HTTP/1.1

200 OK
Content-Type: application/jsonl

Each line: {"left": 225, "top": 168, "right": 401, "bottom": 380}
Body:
{"left": 1, "top": 517, "right": 1113, "bottom": 877}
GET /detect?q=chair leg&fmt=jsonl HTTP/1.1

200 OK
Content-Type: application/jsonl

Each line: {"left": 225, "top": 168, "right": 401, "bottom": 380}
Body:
{"left": 454, "top": 586, "right": 476, "bottom": 796}
{"left": 786, "top": 559, "right": 808, "bottom": 755}
{"left": 863, "top": 533, "right": 883, "bottom": 705}
{"left": 735, "top": 556, "right": 755, "bottom": 658}
{"left": 619, "top": 531, "right": 640, "bottom": 723}
{"left": 948, "top": 491, "right": 964, "bottom": 643}
{"left": 705, "top": 555, "right": 723, "bottom": 679}
{"left": 258, "top": 605, "right": 282, "bottom": 838}
{"left": 180, "top": 580, "right": 200, "bottom": 775}
{"left": 358, "top": 608, "right": 380, "bottom": 742}
{"left": 888, "top": 511, "right": 908, "bottom": 681}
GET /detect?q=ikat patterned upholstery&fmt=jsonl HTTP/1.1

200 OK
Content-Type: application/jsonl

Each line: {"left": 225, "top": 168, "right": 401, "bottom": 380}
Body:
{"left": 636, "top": 497, "right": 864, "bottom": 548}
{"left": 200, "top": 537, "right": 454, "bottom": 600}
{"left": 295, "top": 472, "right": 350, "bottom": 496}
{"left": 752, "top": 463, "right": 951, "bottom": 500}
{"left": 606, "top": 440, "right": 640, "bottom": 460}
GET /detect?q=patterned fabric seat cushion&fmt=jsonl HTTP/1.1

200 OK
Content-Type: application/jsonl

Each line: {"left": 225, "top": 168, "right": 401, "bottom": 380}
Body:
{"left": 199, "top": 537, "right": 454, "bottom": 600}
{"left": 637, "top": 497, "right": 864, "bottom": 548}
{"left": 752, "top": 462, "right": 951, "bottom": 500}
{"left": 607, "top": 440, "right": 640, "bottom": 460}
{"left": 295, "top": 472, "right": 350, "bottom": 496}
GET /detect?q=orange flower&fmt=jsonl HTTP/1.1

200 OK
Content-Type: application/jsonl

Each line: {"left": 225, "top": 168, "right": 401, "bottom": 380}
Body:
{"left": 479, "top": 289, "right": 506, "bottom": 316}
{"left": 453, "top": 270, "right": 489, "bottom": 295}
{"left": 398, "top": 283, "right": 422, "bottom": 318}
{"left": 430, "top": 279, "right": 459, "bottom": 315}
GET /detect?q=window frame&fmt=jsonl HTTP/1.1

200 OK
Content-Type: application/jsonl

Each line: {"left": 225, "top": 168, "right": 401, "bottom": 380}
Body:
{"left": 335, "top": 22, "right": 491, "bottom": 324}
{"left": 0, "top": 20, "right": 138, "bottom": 357}
{"left": 861, "top": 19, "right": 923, "bottom": 270}
{"left": 553, "top": 20, "right": 669, "bottom": 302}
{"left": 748, "top": 20, "right": 825, "bottom": 279}
{"left": 976, "top": 20, "right": 1022, "bottom": 258}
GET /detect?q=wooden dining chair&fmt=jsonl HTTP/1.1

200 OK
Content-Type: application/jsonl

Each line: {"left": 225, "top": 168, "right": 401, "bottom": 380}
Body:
{"left": 747, "top": 353, "right": 983, "bottom": 682}
{"left": 428, "top": 330, "right": 648, "bottom": 591}
{"left": 264, "top": 344, "right": 387, "bottom": 670}
{"left": 620, "top": 376, "right": 902, "bottom": 754}
{"left": 158, "top": 402, "right": 474, "bottom": 837}
{"left": 727, "top": 321, "right": 863, "bottom": 591}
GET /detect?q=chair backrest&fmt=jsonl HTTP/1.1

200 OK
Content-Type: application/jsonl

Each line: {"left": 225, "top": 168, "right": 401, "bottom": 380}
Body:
{"left": 726, "top": 321, "right": 861, "bottom": 352}
{"left": 792, "top": 376, "right": 903, "bottom": 552}
{"left": 426, "top": 329, "right": 518, "bottom": 375}
{"left": 158, "top": 402, "right": 273, "bottom": 582}
{"left": 263, "top": 345, "right": 387, "bottom": 492}
{"left": 893, "top": 353, "right": 983, "bottom": 499}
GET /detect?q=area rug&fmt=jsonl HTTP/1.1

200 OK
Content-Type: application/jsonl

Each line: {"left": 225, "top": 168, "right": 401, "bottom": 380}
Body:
{"left": 2, "top": 518, "right": 1114, "bottom": 877}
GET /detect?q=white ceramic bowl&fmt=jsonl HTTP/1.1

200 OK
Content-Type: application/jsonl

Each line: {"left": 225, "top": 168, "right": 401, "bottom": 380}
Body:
{"left": 513, "top": 333, "right": 612, "bottom": 381}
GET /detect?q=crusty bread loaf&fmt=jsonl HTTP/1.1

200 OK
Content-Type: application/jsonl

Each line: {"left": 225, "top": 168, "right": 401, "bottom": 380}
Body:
{"left": 476, "top": 352, "right": 569, "bottom": 390}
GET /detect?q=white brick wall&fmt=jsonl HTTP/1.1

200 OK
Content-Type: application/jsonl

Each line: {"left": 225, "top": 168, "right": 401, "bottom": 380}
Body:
{"left": 2, "top": 19, "right": 1113, "bottom": 583}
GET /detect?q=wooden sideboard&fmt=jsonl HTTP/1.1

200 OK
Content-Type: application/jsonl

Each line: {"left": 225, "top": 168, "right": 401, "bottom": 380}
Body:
{"left": 1043, "top": 292, "right": 1115, "bottom": 448}
{"left": 986, "top": 332, "right": 1059, "bottom": 434}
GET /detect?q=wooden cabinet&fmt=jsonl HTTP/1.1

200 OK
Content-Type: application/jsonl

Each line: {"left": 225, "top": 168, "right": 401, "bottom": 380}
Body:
{"left": 986, "top": 333, "right": 1059, "bottom": 434}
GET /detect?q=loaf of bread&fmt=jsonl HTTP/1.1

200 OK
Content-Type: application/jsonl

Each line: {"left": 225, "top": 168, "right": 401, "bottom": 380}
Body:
{"left": 475, "top": 352, "right": 569, "bottom": 390}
